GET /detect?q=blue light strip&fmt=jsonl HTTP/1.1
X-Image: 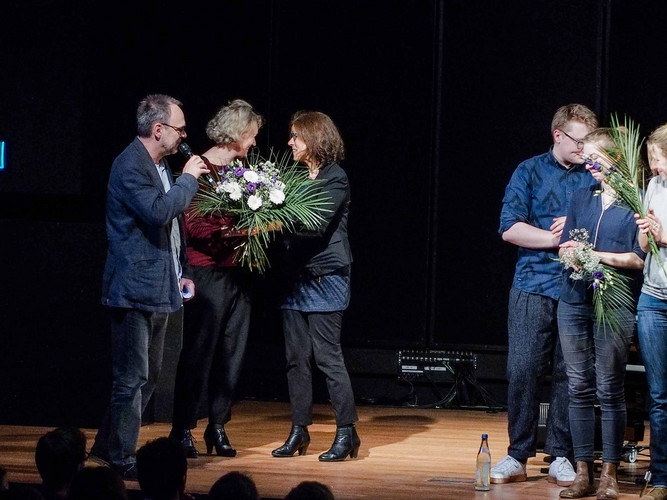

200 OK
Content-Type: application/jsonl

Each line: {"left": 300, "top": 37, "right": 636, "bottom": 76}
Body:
{"left": 0, "top": 141, "right": 4, "bottom": 170}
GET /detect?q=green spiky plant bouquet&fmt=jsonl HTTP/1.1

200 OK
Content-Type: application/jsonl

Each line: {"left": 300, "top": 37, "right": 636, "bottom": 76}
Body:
{"left": 189, "top": 148, "right": 331, "bottom": 273}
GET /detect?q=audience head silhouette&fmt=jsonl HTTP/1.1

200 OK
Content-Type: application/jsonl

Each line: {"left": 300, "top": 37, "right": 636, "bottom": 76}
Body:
{"left": 284, "top": 481, "right": 335, "bottom": 500}
{"left": 137, "top": 437, "right": 187, "bottom": 500}
{"left": 34, "top": 426, "right": 87, "bottom": 499}
{"left": 208, "top": 471, "right": 259, "bottom": 500}
{"left": 68, "top": 466, "right": 128, "bottom": 500}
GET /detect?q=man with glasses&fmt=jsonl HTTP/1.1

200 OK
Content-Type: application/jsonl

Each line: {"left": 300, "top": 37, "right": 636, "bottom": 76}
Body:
{"left": 496, "top": 104, "right": 598, "bottom": 486}
{"left": 90, "top": 94, "right": 209, "bottom": 479}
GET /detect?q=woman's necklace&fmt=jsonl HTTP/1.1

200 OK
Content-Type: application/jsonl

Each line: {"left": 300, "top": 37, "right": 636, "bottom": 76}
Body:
{"left": 308, "top": 166, "right": 320, "bottom": 179}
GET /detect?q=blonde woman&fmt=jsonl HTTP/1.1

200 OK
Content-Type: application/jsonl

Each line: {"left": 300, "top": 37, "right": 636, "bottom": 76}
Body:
{"left": 557, "top": 128, "right": 645, "bottom": 499}
{"left": 170, "top": 99, "right": 264, "bottom": 458}
{"left": 634, "top": 124, "right": 667, "bottom": 500}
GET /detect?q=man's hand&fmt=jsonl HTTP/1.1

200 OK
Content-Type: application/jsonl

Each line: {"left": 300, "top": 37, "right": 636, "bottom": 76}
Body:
{"left": 182, "top": 155, "right": 210, "bottom": 180}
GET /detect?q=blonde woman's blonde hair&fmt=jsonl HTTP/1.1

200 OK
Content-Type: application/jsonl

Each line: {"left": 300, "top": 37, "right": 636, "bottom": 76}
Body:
{"left": 648, "top": 123, "right": 667, "bottom": 158}
{"left": 206, "top": 99, "right": 264, "bottom": 145}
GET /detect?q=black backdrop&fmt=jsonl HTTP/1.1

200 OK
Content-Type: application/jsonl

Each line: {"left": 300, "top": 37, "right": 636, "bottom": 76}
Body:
{"left": 1, "top": 0, "right": 666, "bottom": 426}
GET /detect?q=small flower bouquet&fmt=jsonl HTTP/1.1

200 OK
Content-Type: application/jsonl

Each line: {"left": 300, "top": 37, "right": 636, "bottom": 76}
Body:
{"left": 190, "top": 149, "right": 331, "bottom": 273}
{"left": 558, "top": 228, "right": 635, "bottom": 334}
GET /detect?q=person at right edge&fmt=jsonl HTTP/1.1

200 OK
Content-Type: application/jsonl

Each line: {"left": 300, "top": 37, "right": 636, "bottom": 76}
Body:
{"left": 634, "top": 123, "right": 667, "bottom": 500}
{"left": 496, "top": 104, "right": 599, "bottom": 485}
{"left": 271, "top": 110, "right": 360, "bottom": 462}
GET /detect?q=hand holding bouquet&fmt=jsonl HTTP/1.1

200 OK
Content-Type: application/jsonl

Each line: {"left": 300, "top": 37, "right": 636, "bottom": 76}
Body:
{"left": 558, "top": 228, "right": 635, "bottom": 334}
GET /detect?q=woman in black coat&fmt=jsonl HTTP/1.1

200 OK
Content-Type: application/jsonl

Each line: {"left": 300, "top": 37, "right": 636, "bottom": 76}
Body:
{"left": 271, "top": 111, "right": 360, "bottom": 462}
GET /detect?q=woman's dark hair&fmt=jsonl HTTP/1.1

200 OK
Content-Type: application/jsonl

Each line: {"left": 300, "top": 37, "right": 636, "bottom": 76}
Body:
{"left": 290, "top": 111, "right": 345, "bottom": 167}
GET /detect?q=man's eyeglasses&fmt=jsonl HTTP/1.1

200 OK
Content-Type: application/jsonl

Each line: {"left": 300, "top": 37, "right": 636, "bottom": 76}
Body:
{"left": 161, "top": 123, "right": 186, "bottom": 135}
{"left": 560, "top": 129, "right": 584, "bottom": 150}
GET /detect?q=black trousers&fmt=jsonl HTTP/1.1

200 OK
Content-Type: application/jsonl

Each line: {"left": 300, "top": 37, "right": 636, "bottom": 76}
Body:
{"left": 172, "top": 266, "right": 251, "bottom": 429}
{"left": 281, "top": 309, "right": 358, "bottom": 427}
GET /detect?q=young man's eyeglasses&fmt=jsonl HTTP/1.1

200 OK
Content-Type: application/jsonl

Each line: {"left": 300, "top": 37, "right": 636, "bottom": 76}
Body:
{"left": 560, "top": 129, "right": 584, "bottom": 150}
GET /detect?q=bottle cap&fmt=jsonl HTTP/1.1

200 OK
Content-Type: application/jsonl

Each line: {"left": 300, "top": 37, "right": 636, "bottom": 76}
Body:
{"left": 482, "top": 434, "right": 488, "bottom": 439}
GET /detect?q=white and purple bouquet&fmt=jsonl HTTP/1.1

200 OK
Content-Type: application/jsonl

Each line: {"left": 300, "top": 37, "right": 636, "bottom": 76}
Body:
{"left": 191, "top": 149, "right": 331, "bottom": 273}
{"left": 558, "top": 228, "right": 634, "bottom": 334}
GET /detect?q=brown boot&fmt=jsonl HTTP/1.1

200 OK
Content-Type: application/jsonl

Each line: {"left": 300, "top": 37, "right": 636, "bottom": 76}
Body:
{"left": 596, "top": 462, "right": 619, "bottom": 500}
{"left": 560, "top": 461, "right": 596, "bottom": 498}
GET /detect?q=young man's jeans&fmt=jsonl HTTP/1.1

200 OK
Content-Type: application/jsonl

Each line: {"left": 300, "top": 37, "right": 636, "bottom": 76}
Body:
{"left": 638, "top": 292, "right": 667, "bottom": 487}
{"left": 92, "top": 307, "right": 170, "bottom": 466}
{"left": 506, "top": 287, "right": 572, "bottom": 461}
{"left": 558, "top": 300, "right": 633, "bottom": 464}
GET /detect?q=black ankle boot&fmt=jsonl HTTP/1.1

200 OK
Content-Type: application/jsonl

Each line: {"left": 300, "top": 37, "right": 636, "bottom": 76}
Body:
{"left": 203, "top": 425, "right": 236, "bottom": 457}
{"left": 318, "top": 425, "right": 360, "bottom": 462}
{"left": 168, "top": 428, "right": 199, "bottom": 458}
{"left": 271, "top": 425, "right": 310, "bottom": 457}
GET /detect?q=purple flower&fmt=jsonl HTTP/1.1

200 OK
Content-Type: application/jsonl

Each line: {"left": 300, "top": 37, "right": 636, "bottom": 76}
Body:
{"left": 591, "top": 161, "right": 602, "bottom": 172}
{"left": 247, "top": 182, "right": 257, "bottom": 194}
{"left": 593, "top": 282, "right": 599, "bottom": 291}
{"left": 234, "top": 166, "right": 245, "bottom": 177}
{"left": 609, "top": 166, "right": 617, "bottom": 173}
{"left": 593, "top": 270, "right": 604, "bottom": 280}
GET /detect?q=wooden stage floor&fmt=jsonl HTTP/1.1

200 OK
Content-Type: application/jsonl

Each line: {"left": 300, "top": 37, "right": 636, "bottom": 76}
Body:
{"left": 0, "top": 401, "right": 651, "bottom": 499}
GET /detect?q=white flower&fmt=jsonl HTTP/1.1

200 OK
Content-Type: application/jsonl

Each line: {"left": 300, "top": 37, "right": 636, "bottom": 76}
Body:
{"left": 243, "top": 170, "right": 259, "bottom": 183}
{"left": 269, "top": 188, "right": 285, "bottom": 205}
{"left": 229, "top": 186, "right": 242, "bottom": 201}
{"left": 274, "top": 180, "right": 285, "bottom": 190}
{"left": 224, "top": 181, "right": 242, "bottom": 201}
{"left": 247, "top": 194, "right": 262, "bottom": 211}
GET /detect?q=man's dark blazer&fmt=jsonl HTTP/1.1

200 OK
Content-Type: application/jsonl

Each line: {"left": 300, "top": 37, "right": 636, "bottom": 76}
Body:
{"left": 101, "top": 137, "right": 199, "bottom": 313}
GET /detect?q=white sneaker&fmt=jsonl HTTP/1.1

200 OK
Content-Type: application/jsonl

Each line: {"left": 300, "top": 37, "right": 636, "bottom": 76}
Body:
{"left": 490, "top": 455, "right": 527, "bottom": 484}
{"left": 547, "top": 456, "right": 576, "bottom": 486}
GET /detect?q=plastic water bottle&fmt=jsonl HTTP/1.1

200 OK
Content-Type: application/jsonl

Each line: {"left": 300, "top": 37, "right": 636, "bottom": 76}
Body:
{"left": 475, "top": 434, "right": 491, "bottom": 491}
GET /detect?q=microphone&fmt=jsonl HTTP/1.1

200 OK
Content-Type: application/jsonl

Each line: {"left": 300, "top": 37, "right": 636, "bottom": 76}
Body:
{"left": 179, "top": 143, "right": 216, "bottom": 186}
{"left": 178, "top": 142, "right": 194, "bottom": 158}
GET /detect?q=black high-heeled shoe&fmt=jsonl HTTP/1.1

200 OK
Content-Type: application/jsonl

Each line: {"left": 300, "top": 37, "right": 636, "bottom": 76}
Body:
{"left": 168, "top": 428, "right": 199, "bottom": 458}
{"left": 203, "top": 425, "right": 236, "bottom": 457}
{"left": 271, "top": 425, "right": 310, "bottom": 457}
{"left": 318, "top": 425, "right": 360, "bottom": 462}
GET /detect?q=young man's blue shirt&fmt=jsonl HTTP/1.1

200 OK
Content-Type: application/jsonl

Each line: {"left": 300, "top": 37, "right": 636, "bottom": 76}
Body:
{"left": 499, "top": 150, "right": 597, "bottom": 300}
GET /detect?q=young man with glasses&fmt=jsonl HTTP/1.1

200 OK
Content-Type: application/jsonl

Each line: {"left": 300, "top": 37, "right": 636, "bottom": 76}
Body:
{"left": 90, "top": 94, "right": 209, "bottom": 479}
{"left": 496, "top": 104, "right": 598, "bottom": 486}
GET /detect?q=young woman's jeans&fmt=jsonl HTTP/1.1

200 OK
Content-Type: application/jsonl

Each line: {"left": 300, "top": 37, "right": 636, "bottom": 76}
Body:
{"left": 637, "top": 292, "right": 667, "bottom": 487}
{"left": 557, "top": 300, "right": 634, "bottom": 464}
